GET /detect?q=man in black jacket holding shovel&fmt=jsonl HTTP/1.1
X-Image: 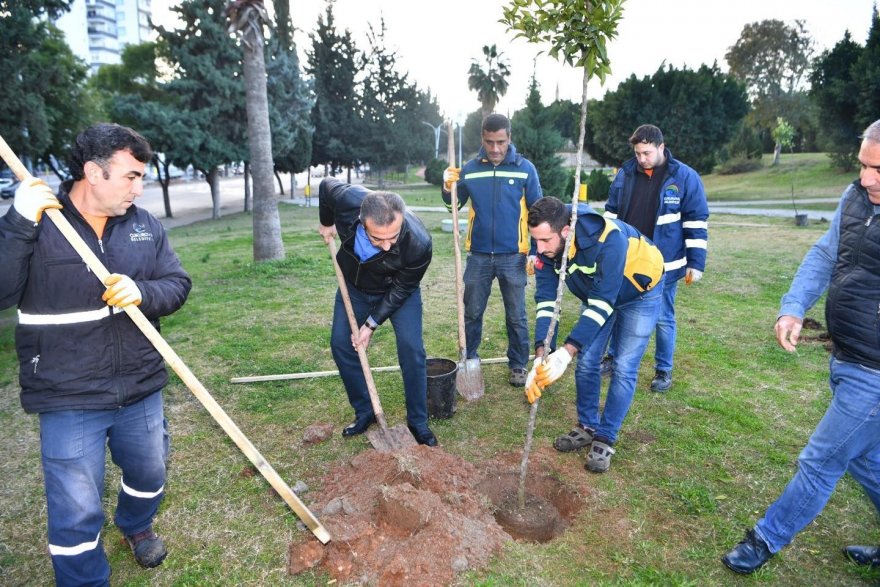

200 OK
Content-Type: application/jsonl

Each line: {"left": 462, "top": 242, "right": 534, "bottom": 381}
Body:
{"left": 0, "top": 123, "right": 191, "bottom": 584}
{"left": 318, "top": 178, "right": 437, "bottom": 446}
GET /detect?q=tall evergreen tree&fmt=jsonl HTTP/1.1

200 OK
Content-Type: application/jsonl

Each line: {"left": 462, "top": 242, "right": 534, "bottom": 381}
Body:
{"left": 156, "top": 0, "right": 247, "bottom": 219}
{"left": 809, "top": 32, "right": 862, "bottom": 170}
{"left": 306, "top": 2, "right": 360, "bottom": 176}
{"left": 852, "top": 7, "right": 880, "bottom": 135}
{"left": 0, "top": 0, "right": 94, "bottom": 174}
{"left": 511, "top": 76, "right": 567, "bottom": 198}
{"left": 92, "top": 42, "right": 185, "bottom": 217}
{"left": 267, "top": 0, "right": 314, "bottom": 193}
{"left": 358, "top": 18, "right": 428, "bottom": 186}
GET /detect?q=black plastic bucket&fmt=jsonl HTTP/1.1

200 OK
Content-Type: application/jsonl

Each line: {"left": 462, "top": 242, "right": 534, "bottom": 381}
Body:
{"left": 426, "top": 358, "right": 458, "bottom": 419}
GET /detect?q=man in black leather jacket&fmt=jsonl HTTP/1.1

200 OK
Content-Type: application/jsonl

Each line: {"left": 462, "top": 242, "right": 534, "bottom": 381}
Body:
{"left": 318, "top": 178, "right": 437, "bottom": 446}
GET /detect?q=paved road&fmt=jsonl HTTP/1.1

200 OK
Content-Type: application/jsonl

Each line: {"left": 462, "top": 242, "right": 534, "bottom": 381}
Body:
{"left": 0, "top": 172, "right": 319, "bottom": 230}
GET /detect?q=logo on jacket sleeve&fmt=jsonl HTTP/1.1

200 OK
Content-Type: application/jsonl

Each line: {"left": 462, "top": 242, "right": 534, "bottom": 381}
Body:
{"left": 130, "top": 222, "right": 154, "bottom": 243}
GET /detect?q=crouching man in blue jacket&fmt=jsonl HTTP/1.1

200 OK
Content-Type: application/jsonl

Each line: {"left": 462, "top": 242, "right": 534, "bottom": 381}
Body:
{"left": 524, "top": 197, "right": 664, "bottom": 473}
{"left": 0, "top": 123, "right": 191, "bottom": 585}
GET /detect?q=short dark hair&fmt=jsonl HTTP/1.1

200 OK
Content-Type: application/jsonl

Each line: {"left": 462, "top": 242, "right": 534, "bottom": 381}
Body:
{"left": 528, "top": 196, "right": 569, "bottom": 233}
{"left": 482, "top": 113, "right": 511, "bottom": 136}
{"left": 629, "top": 124, "right": 664, "bottom": 147}
{"left": 68, "top": 123, "right": 152, "bottom": 181}
{"left": 360, "top": 191, "right": 406, "bottom": 226}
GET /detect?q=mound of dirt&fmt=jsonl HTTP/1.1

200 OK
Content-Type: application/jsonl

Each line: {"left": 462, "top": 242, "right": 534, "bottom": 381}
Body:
{"left": 288, "top": 446, "right": 588, "bottom": 586}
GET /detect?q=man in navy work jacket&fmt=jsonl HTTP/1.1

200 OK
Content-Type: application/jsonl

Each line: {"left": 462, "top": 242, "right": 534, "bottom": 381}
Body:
{"left": 441, "top": 113, "right": 543, "bottom": 387}
{"left": 602, "top": 125, "right": 708, "bottom": 393}
{"left": 722, "top": 120, "right": 880, "bottom": 574}
{"left": 318, "top": 178, "right": 437, "bottom": 446}
{"left": 0, "top": 123, "right": 191, "bottom": 585}
{"left": 524, "top": 197, "right": 665, "bottom": 473}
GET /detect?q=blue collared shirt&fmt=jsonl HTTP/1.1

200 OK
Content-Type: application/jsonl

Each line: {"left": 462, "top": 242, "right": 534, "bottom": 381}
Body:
{"left": 354, "top": 224, "right": 382, "bottom": 262}
{"left": 779, "top": 192, "right": 880, "bottom": 319}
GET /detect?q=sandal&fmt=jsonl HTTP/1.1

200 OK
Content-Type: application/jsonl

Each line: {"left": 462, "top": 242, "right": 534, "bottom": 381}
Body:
{"left": 553, "top": 425, "right": 594, "bottom": 452}
{"left": 585, "top": 440, "right": 616, "bottom": 473}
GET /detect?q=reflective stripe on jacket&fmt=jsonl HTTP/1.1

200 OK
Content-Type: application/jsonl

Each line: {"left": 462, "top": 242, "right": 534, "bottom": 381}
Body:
{"left": 605, "top": 149, "right": 708, "bottom": 281}
{"left": 442, "top": 143, "right": 542, "bottom": 255}
{"left": 0, "top": 182, "right": 192, "bottom": 413}
{"left": 534, "top": 205, "right": 664, "bottom": 351}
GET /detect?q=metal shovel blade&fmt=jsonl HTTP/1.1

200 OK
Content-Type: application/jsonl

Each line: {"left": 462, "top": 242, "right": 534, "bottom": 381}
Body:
{"left": 366, "top": 425, "right": 419, "bottom": 452}
{"left": 456, "top": 358, "right": 484, "bottom": 401}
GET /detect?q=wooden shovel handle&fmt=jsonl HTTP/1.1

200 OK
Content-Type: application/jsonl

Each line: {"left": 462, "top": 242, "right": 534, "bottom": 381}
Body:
{"left": 326, "top": 239, "right": 389, "bottom": 431}
{"left": 0, "top": 134, "right": 330, "bottom": 544}
{"left": 446, "top": 122, "right": 468, "bottom": 362}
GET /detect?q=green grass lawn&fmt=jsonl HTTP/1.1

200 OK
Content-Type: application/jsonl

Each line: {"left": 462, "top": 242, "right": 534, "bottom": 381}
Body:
{"left": 703, "top": 152, "right": 856, "bottom": 202}
{"left": 1, "top": 169, "right": 878, "bottom": 585}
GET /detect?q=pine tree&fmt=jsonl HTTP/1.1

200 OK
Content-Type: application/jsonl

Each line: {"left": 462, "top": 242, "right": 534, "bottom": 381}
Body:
{"left": 511, "top": 75, "right": 567, "bottom": 198}
{"left": 306, "top": 2, "right": 360, "bottom": 176}
{"left": 156, "top": 0, "right": 247, "bottom": 219}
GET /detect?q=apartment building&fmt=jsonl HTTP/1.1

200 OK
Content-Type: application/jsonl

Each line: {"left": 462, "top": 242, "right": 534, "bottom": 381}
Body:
{"left": 54, "top": 0, "right": 154, "bottom": 74}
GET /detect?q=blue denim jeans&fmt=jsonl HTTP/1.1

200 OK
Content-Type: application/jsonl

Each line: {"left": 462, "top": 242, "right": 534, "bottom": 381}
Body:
{"left": 573, "top": 280, "right": 663, "bottom": 443}
{"left": 462, "top": 252, "right": 529, "bottom": 370}
{"left": 331, "top": 284, "right": 429, "bottom": 432}
{"left": 607, "top": 276, "right": 679, "bottom": 373}
{"left": 754, "top": 357, "right": 880, "bottom": 553}
{"left": 39, "top": 391, "right": 169, "bottom": 586}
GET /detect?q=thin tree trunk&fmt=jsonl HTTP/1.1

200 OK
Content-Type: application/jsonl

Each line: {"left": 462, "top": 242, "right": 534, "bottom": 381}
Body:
{"left": 153, "top": 155, "right": 173, "bottom": 218}
{"left": 242, "top": 18, "right": 284, "bottom": 261}
{"left": 206, "top": 167, "right": 221, "bottom": 220}
{"left": 772, "top": 142, "right": 782, "bottom": 166}
{"left": 244, "top": 162, "right": 251, "bottom": 212}
{"left": 518, "top": 67, "right": 590, "bottom": 510}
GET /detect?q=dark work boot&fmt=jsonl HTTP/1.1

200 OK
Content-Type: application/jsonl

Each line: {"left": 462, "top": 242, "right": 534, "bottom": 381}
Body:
{"left": 721, "top": 529, "right": 773, "bottom": 574}
{"left": 125, "top": 528, "right": 167, "bottom": 568}
{"left": 599, "top": 354, "right": 613, "bottom": 377}
{"left": 650, "top": 370, "right": 672, "bottom": 393}
{"left": 843, "top": 545, "right": 880, "bottom": 567}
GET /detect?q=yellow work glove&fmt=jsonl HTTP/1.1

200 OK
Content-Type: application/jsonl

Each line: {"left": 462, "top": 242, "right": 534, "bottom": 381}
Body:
{"left": 535, "top": 347, "right": 573, "bottom": 388}
{"left": 443, "top": 166, "right": 460, "bottom": 192}
{"left": 525, "top": 381, "right": 543, "bottom": 404}
{"left": 685, "top": 267, "right": 703, "bottom": 285}
{"left": 524, "top": 356, "right": 544, "bottom": 404}
{"left": 14, "top": 177, "right": 62, "bottom": 223}
{"left": 103, "top": 274, "right": 142, "bottom": 308}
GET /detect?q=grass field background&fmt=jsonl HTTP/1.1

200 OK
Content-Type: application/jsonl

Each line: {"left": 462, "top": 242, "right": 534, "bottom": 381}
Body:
{"left": 1, "top": 154, "right": 878, "bottom": 585}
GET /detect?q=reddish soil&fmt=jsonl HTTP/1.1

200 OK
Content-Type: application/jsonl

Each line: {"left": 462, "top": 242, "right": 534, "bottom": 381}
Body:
{"left": 288, "top": 445, "right": 589, "bottom": 586}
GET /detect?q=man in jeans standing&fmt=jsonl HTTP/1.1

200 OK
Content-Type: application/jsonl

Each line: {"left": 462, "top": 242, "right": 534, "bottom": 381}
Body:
{"left": 441, "top": 113, "right": 543, "bottom": 386}
{"left": 0, "top": 123, "right": 192, "bottom": 584}
{"left": 602, "top": 125, "right": 708, "bottom": 392}
{"left": 722, "top": 119, "right": 880, "bottom": 574}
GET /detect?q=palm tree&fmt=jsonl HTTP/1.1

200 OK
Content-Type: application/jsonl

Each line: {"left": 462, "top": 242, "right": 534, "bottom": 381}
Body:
{"left": 227, "top": 0, "right": 284, "bottom": 261}
{"left": 467, "top": 44, "right": 511, "bottom": 120}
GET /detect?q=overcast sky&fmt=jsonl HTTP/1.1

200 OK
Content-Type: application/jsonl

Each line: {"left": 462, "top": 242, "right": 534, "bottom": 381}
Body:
{"left": 152, "top": 0, "right": 877, "bottom": 121}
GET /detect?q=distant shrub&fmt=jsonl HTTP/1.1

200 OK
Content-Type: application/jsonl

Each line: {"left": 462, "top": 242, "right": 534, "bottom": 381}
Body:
{"left": 424, "top": 158, "right": 446, "bottom": 187}
{"left": 715, "top": 156, "right": 764, "bottom": 175}
{"left": 563, "top": 168, "right": 613, "bottom": 202}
